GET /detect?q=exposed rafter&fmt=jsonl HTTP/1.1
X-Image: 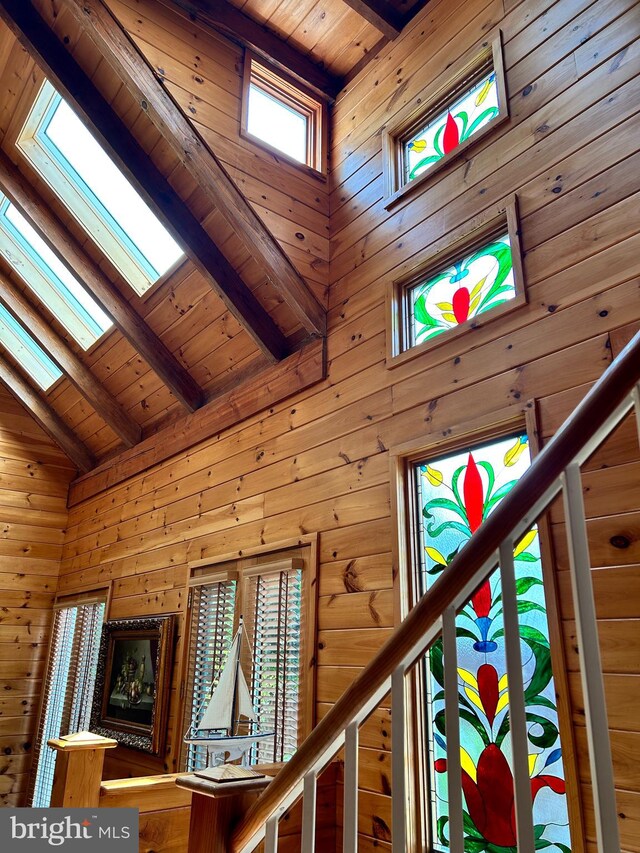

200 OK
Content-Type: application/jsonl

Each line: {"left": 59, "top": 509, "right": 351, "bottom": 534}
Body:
{"left": 0, "top": 275, "right": 141, "bottom": 448}
{"left": 340, "top": 0, "right": 404, "bottom": 38}
{"left": 0, "top": 150, "right": 203, "bottom": 413}
{"left": 59, "top": 0, "right": 327, "bottom": 339}
{"left": 0, "top": 356, "right": 94, "bottom": 472}
{"left": 0, "top": 0, "right": 293, "bottom": 364}
{"left": 159, "top": 0, "right": 342, "bottom": 101}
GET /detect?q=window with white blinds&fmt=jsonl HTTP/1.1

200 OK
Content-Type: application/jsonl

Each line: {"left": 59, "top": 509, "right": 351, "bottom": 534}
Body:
{"left": 183, "top": 560, "right": 303, "bottom": 770}
{"left": 244, "top": 568, "right": 302, "bottom": 764}
{"left": 184, "top": 578, "right": 237, "bottom": 772}
{"left": 28, "top": 598, "right": 105, "bottom": 807}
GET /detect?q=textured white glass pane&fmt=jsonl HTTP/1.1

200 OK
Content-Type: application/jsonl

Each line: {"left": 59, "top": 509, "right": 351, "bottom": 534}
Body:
{"left": 247, "top": 85, "right": 307, "bottom": 163}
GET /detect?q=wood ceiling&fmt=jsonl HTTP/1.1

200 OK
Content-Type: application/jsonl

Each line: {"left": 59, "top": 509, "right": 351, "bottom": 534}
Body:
{"left": 0, "top": 0, "right": 427, "bottom": 481}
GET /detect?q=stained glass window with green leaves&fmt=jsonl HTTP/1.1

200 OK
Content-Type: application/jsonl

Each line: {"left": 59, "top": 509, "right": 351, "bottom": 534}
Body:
{"left": 407, "top": 232, "right": 515, "bottom": 349}
{"left": 413, "top": 434, "right": 571, "bottom": 852}
{"left": 404, "top": 69, "right": 499, "bottom": 183}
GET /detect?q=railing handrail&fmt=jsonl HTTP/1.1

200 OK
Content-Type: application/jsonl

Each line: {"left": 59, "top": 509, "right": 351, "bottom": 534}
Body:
{"left": 231, "top": 330, "right": 640, "bottom": 852}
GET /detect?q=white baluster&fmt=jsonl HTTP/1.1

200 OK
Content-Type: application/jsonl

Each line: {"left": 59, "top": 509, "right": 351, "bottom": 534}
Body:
{"left": 301, "top": 769, "right": 317, "bottom": 853}
{"left": 264, "top": 813, "right": 279, "bottom": 853}
{"left": 343, "top": 721, "right": 359, "bottom": 853}
{"left": 442, "top": 606, "right": 464, "bottom": 853}
{"left": 562, "top": 463, "right": 620, "bottom": 853}
{"left": 391, "top": 665, "right": 407, "bottom": 851}
{"left": 499, "top": 538, "right": 535, "bottom": 853}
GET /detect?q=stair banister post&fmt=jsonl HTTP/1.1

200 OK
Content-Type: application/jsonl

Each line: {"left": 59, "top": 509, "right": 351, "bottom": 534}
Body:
{"left": 48, "top": 731, "right": 117, "bottom": 808}
{"left": 443, "top": 605, "right": 464, "bottom": 852}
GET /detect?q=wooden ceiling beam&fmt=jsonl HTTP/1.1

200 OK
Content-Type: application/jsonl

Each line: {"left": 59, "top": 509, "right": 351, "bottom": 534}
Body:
{"left": 60, "top": 0, "right": 327, "bottom": 339}
{"left": 160, "top": 0, "right": 342, "bottom": 101}
{"left": 0, "top": 275, "right": 141, "bottom": 448}
{"left": 340, "top": 0, "right": 403, "bottom": 38}
{"left": 0, "top": 356, "right": 95, "bottom": 472}
{"left": 0, "top": 0, "right": 292, "bottom": 364}
{"left": 0, "top": 150, "right": 204, "bottom": 413}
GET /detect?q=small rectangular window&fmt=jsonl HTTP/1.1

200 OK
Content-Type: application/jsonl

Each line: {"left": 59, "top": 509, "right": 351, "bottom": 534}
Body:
{"left": 28, "top": 595, "right": 106, "bottom": 807}
{"left": 17, "top": 80, "right": 183, "bottom": 296}
{"left": 0, "top": 302, "right": 62, "bottom": 390}
{"left": 0, "top": 194, "right": 112, "bottom": 350}
{"left": 241, "top": 54, "right": 326, "bottom": 176}
{"left": 383, "top": 34, "right": 507, "bottom": 206}
{"left": 387, "top": 198, "right": 525, "bottom": 366}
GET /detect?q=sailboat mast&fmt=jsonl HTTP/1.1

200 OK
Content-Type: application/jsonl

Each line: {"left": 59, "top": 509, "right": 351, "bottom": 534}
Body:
{"left": 229, "top": 616, "right": 243, "bottom": 736}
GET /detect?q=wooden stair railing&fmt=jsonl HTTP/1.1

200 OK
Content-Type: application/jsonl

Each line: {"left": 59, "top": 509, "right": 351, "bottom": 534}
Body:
{"left": 231, "top": 331, "right": 640, "bottom": 853}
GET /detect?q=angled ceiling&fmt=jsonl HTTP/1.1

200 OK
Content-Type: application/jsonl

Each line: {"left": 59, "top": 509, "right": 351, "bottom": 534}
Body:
{"left": 0, "top": 0, "right": 427, "bottom": 478}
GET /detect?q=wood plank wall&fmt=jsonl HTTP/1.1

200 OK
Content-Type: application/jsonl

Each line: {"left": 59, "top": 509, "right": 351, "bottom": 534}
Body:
{"left": 47, "top": 0, "right": 640, "bottom": 848}
{"left": 0, "top": 385, "right": 75, "bottom": 806}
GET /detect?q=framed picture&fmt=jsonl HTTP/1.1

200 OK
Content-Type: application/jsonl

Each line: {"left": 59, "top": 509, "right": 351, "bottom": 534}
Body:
{"left": 90, "top": 616, "right": 175, "bottom": 754}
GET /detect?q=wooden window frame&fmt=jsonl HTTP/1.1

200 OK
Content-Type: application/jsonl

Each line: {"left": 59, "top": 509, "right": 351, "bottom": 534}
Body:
{"left": 178, "top": 536, "right": 318, "bottom": 771}
{"left": 386, "top": 195, "right": 525, "bottom": 368}
{"left": 241, "top": 52, "right": 327, "bottom": 179}
{"left": 389, "top": 411, "right": 584, "bottom": 852}
{"left": 382, "top": 33, "right": 508, "bottom": 210}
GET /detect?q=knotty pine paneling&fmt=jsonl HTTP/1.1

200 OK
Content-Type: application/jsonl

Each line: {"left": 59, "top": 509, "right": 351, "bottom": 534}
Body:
{"left": 46, "top": 0, "right": 640, "bottom": 846}
{"left": 0, "top": 386, "right": 75, "bottom": 806}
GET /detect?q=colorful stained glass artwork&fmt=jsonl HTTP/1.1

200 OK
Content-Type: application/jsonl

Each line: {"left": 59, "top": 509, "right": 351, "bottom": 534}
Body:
{"left": 404, "top": 69, "right": 499, "bottom": 182}
{"left": 408, "top": 233, "right": 515, "bottom": 348}
{"left": 414, "top": 434, "right": 571, "bottom": 852}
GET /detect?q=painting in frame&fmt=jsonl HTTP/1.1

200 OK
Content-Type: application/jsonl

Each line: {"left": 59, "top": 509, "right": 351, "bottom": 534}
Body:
{"left": 90, "top": 615, "right": 175, "bottom": 754}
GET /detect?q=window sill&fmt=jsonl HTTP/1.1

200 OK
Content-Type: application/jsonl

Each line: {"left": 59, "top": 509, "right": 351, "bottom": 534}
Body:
{"left": 240, "top": 129, "right": 328, "bottom": 183}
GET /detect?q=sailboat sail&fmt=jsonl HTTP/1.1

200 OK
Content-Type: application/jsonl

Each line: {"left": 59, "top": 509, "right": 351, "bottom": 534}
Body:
{"left": 185, "top": 620, "right": 274, "bottom": 764}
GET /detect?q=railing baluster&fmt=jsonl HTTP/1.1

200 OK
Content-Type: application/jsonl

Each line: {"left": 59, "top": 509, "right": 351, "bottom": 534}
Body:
{"left": 442, "top": 606, "right": 464, "bottom": 853}
{"left": 264, "top": 812, "right": 279, "bottom": 853}
{"left": 301, "top": 769, "right": 317, "bottom": 853}
{"left": 562, "top": 462, "right": 621, "bottom": 853}
{"left": 343, "top": 721, "right": 359, "bottom": 853}
{"left": 499, "top": 538, "right": 536, "bottom": 853}
{"left": 391, "top": 664, "right": 407, "bottom": 851}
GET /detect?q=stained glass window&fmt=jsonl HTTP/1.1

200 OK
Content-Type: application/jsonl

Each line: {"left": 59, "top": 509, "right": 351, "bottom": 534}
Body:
{"left": 413, "top": 434, "right": 571, "bottom": 852}
{"left": 404, "top": 69, "right": 499, "bottom": 183}
{"left": 407, "top": 233, "right": 515, "bottom": 349}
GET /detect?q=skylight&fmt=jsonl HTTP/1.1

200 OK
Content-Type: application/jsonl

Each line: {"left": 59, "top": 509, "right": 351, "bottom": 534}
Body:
{"left": 0, "top": 302, "right": 62, "bottom": 390}
{"left": 0, "top": 195, "right": 112, "bottom": 350}
{"left": 17, "top": 80, "right": 183, "bottom": 295}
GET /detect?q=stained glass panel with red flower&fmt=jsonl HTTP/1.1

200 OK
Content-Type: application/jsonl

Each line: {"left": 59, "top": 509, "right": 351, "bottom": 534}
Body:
{"left": 414, "top": 434, "right": 571, "bottom": 852}
{"left": 407, "top": 233, "right": 515, "bottom": 348}
{"left": 404, "top": 69, "right": 499, "bottom": 183}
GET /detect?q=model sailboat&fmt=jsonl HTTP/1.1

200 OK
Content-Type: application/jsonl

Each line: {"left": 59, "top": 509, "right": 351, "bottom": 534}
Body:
{"left": 184, "top": 619, "right": 275, "bottom": 765}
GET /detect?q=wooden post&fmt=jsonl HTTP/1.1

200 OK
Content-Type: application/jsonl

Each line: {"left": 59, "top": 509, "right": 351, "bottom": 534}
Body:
{"left": 176, "top": 772, "right": 273, "bottom": 853}
{"left": 48, "top": 732, "right": 118, "bottom": 808}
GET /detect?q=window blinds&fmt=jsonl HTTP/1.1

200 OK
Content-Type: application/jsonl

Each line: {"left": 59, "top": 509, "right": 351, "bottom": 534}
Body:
{"left": 184, "top": 579, "right": 237, "bottom": 772}
{"left": 244, "top": 567, "right": 302, "bottom": 764}
{"left": 28, "top": 599, "right": 105, "bottom": 807}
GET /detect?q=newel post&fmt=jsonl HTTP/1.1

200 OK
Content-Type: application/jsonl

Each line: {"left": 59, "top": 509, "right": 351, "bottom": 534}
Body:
{"left": 48, "top": 732, "right": 118, "bottom": 808}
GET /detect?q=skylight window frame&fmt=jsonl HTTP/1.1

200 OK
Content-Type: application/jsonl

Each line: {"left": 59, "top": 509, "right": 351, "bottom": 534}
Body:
{"left": 386, "top": 196, "right": 526, "bottom": 368}
{"left": 16, "top": 80, "right": 183, "bottom": 297}
{"left": 0, "top": 194, "right": 112, "bottom": 350}
{"left": 0, "top": 301, "right": 62, "bottom": 391}
{"left": 241, "top": 53, "right": 327, "bottom": 178}
{"left": 382, "top": 33, "right": 508, "bottom": 209}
